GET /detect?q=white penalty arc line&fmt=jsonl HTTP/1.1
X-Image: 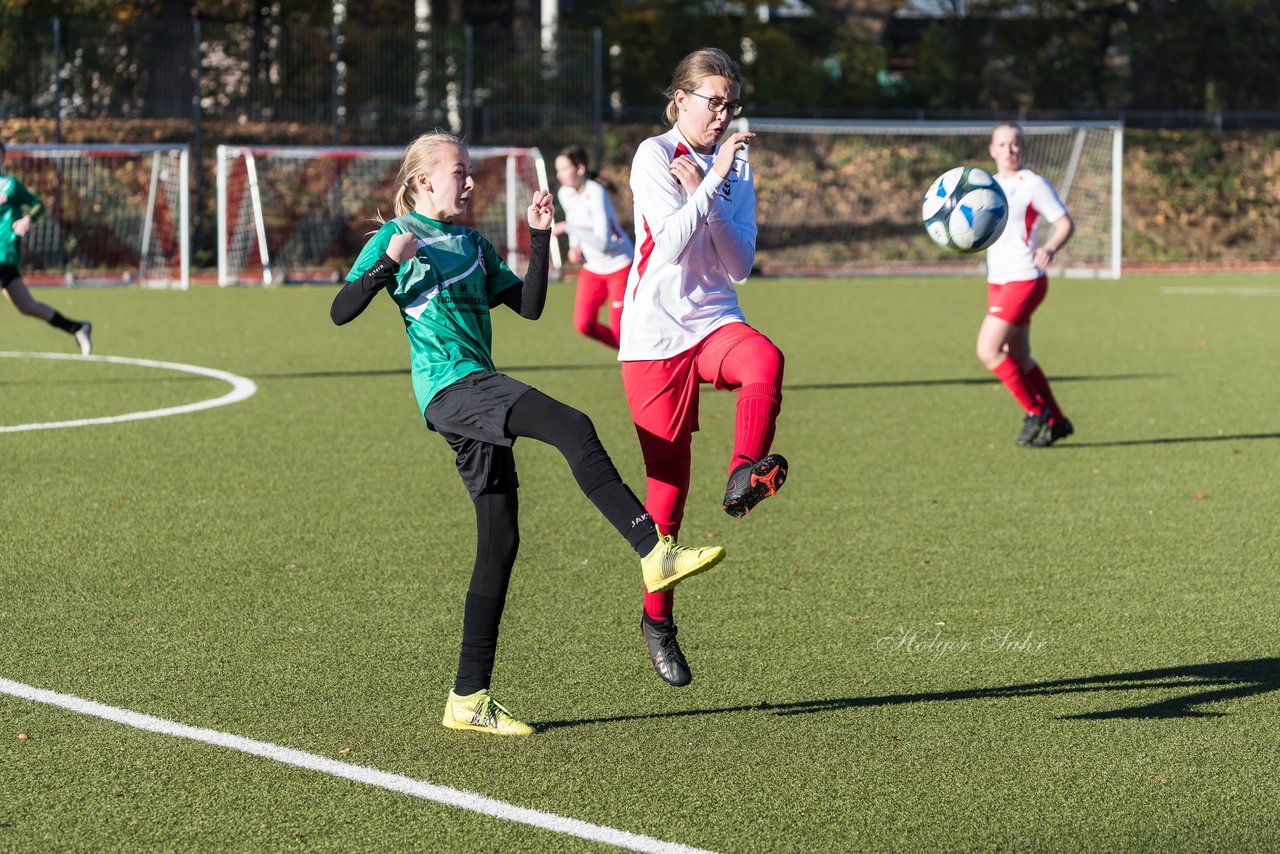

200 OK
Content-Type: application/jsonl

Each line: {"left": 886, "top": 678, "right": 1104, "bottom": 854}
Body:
{"left": 0, "top": 678, "right": 716, "bottom": 854}
{"left": 0, "top": 352, "right": 257, "bottom": 433}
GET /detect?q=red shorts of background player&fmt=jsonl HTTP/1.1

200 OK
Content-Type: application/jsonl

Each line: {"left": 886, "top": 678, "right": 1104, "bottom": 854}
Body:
{"left": 987, "top": 274, "right": 1048, "bottom": 327}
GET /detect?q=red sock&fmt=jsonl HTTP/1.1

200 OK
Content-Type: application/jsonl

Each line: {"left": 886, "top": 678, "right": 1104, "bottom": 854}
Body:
{"left": 992, "top": 357, "right": 1040, "bottom": 413}
{"left": 1023, "top": 364, "right": 1063, "bottom": 419}
{"left": 644, "top": 520, "right": 677, "bottom": 621}
{"left": 635, "top": 437, "right": 688, "bottom": 623}
{"left": 644, "top": 589, "right": 674, "bottom": 621}
{"left": 731, "top": 383, "right": 782, "bottom": 475}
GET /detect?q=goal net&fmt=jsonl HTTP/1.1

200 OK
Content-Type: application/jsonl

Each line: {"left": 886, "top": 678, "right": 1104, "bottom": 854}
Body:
{"left": 737, "top": 119, "right": 1123, "bottom": 278}
{"left": 4, "top": 144, "right": 190, "bottom": 288}
{"left": 216, "top": 145, "right": 558, "bottom": 286}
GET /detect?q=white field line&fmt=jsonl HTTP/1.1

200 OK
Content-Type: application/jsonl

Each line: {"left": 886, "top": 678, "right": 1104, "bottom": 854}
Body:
{"left": 0, "top": 678, "right": 717, "bottom": 854}
{"left": 0, "top": 352, "right": 257, "bottom": 433}
{"left": 1159, "top": 286, "right": 1280, "bottom": 297}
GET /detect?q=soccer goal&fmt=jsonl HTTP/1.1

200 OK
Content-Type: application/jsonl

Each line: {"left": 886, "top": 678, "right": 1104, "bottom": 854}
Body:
{"left": 4, "top": 144, "right": 191, "bottom": 289}
{"left": 216, "top": 145, "right": 558, "bottom": 286}
{"left": 736, "top": 119, "right": 1123, "bottom": 278}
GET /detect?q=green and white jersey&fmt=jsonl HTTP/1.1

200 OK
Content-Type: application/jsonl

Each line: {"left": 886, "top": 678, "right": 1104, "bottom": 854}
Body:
{"left": 0, "top": 173, "right": 44, "bottom": 267}
{"left": 346, "top": 211, "right": 522, "bottom": 417}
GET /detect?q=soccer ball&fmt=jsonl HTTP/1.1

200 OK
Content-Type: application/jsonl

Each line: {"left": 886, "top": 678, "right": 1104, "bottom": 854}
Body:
{"left": 922, "top": 166, "right": 1009, "bottom": 253}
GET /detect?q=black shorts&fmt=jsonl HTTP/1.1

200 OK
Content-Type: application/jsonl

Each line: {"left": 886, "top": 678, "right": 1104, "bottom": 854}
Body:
{"left": 425, "top": 371, "right": 534, "bottom": 499}
{"left": 0, "top": 264, "right": 20, "bottom": 288}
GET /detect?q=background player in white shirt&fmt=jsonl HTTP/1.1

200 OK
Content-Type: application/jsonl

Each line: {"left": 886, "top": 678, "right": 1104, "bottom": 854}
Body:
{"left": 552, "top": 145, "right": 634, "bottom": 349}
{"left": 980, "top": 123, "right": 1075, "bottom": 447}
{"left": 620, "top": 48, "right": 788, "bottom": 687}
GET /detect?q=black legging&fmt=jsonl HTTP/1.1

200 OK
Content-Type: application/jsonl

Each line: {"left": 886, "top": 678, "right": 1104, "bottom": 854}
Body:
{"left": 453, "top": 388, "right": 656, "bottom": 694}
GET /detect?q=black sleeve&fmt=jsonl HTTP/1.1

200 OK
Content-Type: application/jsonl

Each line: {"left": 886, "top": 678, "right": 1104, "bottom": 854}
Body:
{"left": 492, "top": 227, "right": 551, "bottom": 320}
{"left": 331, "top": 254, "right": 399, "bottom": 326}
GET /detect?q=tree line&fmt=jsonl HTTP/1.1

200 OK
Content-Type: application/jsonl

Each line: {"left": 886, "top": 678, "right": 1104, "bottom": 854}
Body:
{"left": 3, "top": 0, "right": 1278, "bottom": 116}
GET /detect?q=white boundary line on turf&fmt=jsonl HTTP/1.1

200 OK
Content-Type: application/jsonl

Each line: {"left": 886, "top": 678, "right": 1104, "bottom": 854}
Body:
{"left": 0, "top": 352, "right": 257, "bottom": 433}
{"left": 1160, "top": 286, "right": 1280, "bottom": 297}
{"left": 0, "top": 677, "right": 716, "bottom": 854}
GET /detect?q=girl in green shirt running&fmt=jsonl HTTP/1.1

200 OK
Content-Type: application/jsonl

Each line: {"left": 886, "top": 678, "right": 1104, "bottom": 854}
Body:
{"left": 0, "top": 142, "right": 92, "bottom": 355}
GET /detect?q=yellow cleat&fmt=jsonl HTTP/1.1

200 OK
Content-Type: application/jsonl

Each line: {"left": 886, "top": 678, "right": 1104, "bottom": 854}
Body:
{"left": 441, "top": 689, "right": 535, "bottom": 736}
{"left": 640, "top": 532, "right": 726, "bottom": 594}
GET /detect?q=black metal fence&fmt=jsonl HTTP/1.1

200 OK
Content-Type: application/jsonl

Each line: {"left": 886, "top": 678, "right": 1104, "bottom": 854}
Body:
{"left": 0, "top": 18, "right": 607, "bottom": 149}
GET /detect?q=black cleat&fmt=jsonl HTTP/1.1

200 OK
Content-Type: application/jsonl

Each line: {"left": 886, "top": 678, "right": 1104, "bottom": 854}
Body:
{"left": 723, "top": 453, "right": 788, "bottom": 519}
{"left": 1031, "top": 416, "right": 1074, "bottom": 447}
{"left": 642, "top": 616, "right": 691, "bottom": 687}
{"left": 1016, "top": 410, "right": 1050, "bottom": 446}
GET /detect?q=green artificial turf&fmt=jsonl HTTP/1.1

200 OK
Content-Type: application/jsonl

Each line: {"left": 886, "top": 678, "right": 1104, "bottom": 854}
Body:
{"left": 2, "top": 274, "right": 1279, "bottom": 851}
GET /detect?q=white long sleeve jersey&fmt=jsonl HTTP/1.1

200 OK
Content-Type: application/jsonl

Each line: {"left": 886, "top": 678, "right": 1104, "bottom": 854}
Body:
{"left": 618, "top": 126, "right": 757, "bottom": 361}
{"left": 986, "top": 167, "right": 1068, "bottom": 285}
{"left": 556, "top": 179, "right": 634, "bottom": 275}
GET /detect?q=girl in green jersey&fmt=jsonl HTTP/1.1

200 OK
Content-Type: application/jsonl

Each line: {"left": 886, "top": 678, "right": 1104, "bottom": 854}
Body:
{"left": 0, "top": 142, "right": 92, "bottom": 354}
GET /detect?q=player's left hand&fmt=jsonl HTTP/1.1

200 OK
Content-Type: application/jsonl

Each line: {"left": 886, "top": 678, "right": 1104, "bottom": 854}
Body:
{"left": 528, "top": 190, "right": 554, "bottom": 230}
{"left": 712, "top": 131, "right": 754, "bottom": 180}
{"left": 1033, "top": 246, "right": 1055, "bottom": 269}
{"left": 11, "top": 215, "right": 31, "bottom": 238}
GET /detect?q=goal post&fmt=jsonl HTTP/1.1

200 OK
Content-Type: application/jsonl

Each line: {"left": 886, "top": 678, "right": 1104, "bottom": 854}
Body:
{"left": 736, "top": 119, "right": 1123, "bottom": 279}
{"left": 216, "top": 145, "right": 560, "bottom": 286}
{"left": 4, "top": 144, "right": 191, "bottom": 289}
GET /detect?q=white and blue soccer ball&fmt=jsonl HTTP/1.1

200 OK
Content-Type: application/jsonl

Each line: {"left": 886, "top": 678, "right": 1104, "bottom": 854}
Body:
{"left": 922, "top": 166, "right": 1009, "bottom": 253}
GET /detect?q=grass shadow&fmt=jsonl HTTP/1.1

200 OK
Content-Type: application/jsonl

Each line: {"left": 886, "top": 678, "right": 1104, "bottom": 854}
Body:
{"left": 535, "top": 658, "right": 1280, "bottom": 731}
{"left": 786, "top": 372, "right": 1169, "bottom": 393}
{"left": 1059, "top": 433, "right": 1280, "bottom": 449}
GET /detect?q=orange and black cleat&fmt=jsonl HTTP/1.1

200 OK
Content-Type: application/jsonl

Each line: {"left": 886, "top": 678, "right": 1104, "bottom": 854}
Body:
{"left": 723, "top": 453, "right": 789, "bottom": 519}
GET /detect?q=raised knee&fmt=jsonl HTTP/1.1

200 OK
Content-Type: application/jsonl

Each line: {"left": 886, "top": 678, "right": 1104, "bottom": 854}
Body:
{"left": 562, "top": 407, "right": 596, "bottom": 443}
{"left": 976, "top": 343, "right": 1002, "bottom": 369}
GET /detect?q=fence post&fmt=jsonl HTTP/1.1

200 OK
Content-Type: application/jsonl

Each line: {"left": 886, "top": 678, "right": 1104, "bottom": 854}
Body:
{"left": 192, "top": 17, "right": 204, "bottom": 256}
{"left": 53, "top": 18, "right": 62, "bottom": 143}
{"left": 464, "top": 26, "right": 474, "bottom": 143}
{"left": 331, "top": 17, "right": 342, "bottom": 144}
{"left": 593, "top": 27, "right": 603, "bottom": 171}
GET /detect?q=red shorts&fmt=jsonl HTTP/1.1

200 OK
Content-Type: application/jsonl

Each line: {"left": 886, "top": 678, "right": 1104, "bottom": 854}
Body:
{"left": 621, "top": 322, "right": 766, "bottom": 443}
{"left": 987, "top": 275, "right": 1048, "bottom": 327}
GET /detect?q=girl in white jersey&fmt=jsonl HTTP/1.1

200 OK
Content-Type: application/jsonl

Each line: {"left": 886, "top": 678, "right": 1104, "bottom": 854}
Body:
{"left": 620, "top": 48, "right": 788, "bottom": 688}
{"left": 981, "top": 123, "right": 1075, "bottom": 447}
{"left": 331, "top": 132, "right": 724, "bottom": 736}
{"left": 552, "top": 145, "right": 634, "bottom": 349}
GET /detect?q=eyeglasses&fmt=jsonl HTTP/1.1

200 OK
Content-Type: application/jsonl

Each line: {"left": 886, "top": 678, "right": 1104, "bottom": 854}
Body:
{"left": 687, "top": 91, "right": 744, "bottom": 118}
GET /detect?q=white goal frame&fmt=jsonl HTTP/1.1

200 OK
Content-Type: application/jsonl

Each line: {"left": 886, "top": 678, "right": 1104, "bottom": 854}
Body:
{"left": 737, "top": 119, "right": 1123, "bottom": 279}
{"left": 216, "top": 145, "right": 558, "bottom": 286}
{"left": 5, "top": 144, "right": 191, "bottom": 289}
